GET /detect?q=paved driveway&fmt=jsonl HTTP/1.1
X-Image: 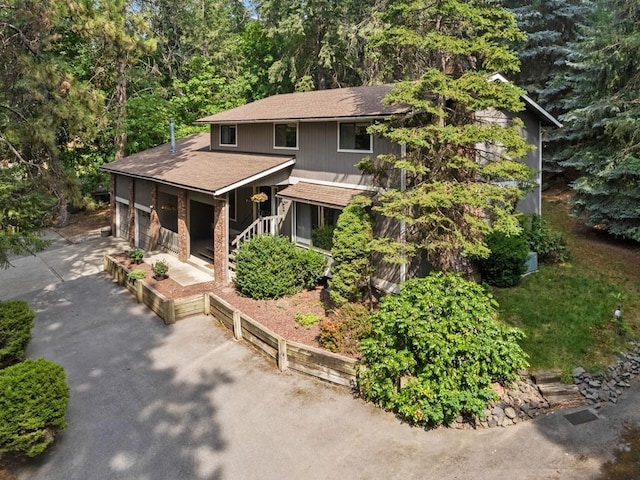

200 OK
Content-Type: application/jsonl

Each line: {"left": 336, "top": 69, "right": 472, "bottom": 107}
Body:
{"left": 1, "top": 235, "right": 636, "bottom": 479}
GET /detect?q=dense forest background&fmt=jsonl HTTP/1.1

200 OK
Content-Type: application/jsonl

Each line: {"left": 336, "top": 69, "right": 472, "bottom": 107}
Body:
{"left": 1, "top": 0, "right": 639, "bottom": 264}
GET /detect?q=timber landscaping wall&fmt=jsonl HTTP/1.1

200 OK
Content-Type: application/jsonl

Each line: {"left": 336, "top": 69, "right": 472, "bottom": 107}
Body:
{"left": 204, "top": 292, "right": 358, "bottom": 387}
{"left": 103, "top": 254, "right": 358, "bottom": 386}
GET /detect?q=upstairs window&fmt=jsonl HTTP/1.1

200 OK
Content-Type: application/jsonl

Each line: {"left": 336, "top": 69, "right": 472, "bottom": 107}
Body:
{"left": 338, "top": 122, "right": 372, "bottom": 152}
{"left": 220, "top": 124, "right": 237, "bottom": 146}
{"left": 274, "top": 123, "right": 298, "bottom": 149}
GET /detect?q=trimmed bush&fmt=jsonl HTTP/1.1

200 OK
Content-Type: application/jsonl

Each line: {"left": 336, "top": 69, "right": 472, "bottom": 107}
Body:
{"left": 357, "top": 273, "right": 528, "bottom": 428}
{"left": 0, "top": 358, "right": 70, "bottom": 457}
{"left": 479, "top": 231, "right": 529, "bottom": 287}
{"left": 296, "top": 247, "right": 327, "bottom": 289}
{"left": 520, "top": 213, "right": 569, "bottom": 264}
{"left": 0, "top": 300, "right": 35, "bottom": 368}
{"left": 311, "top": 225, "right": 335, "bottom": 251}
{"left": 234, "top": 235, "right": 327, "bottom": 299}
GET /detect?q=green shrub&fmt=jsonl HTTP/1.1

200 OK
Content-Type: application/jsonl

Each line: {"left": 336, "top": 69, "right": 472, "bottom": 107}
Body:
{"left": 294, "top": 311, "right": 322, "bottom": 327}
{"left": 329, "top": 197, "right": 374, "bottom": 306}
{"left": 311, "top": 225, "right": 335, "bottom": 251}
{"left": 295, "top": 248, "right": 327, "bottom": 289}
{"left": 357, "top": 273, "right": 528, "bottom": 428}
{"left": 0, "top": 301, "right": 35, "bottom": 368}
{"left": 479, "top": 231, "right": 529, "bottom": 287}
{"left": 127, "top": 269, "right": 147, "bottom": 280}
{"left": 319, "top": 302, "right": 372, "bottom": 355}
{"left": 235, "top": 235, "right": 299, "bottom": 299}
{"left": 0, "top": 358, "right": 70, "bottom": 457}
{"left": 235, "top": 235, "right": 326, "bottom": 299}
{"left": 520, "top": 213, "right": 569, "bottom": 263}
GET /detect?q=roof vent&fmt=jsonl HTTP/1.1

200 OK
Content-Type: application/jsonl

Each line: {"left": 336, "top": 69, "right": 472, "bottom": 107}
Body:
{"left": 170, "top": 118, "right": 176, "bottom": 154}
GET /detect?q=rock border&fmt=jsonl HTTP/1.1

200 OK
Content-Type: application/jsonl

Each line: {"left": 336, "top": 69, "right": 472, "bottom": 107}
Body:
{"left": 573, "top": 341, "right": 640, "bottom": 407}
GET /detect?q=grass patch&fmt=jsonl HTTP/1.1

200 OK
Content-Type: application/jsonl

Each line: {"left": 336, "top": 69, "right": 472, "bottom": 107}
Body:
{"left": 495, "top": 193, "right": 640, "bottom": 376}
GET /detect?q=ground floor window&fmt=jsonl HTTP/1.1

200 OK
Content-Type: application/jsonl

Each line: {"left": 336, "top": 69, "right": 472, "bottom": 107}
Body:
{"left": 294, "top": 202, "right": 340, "bottom": 251}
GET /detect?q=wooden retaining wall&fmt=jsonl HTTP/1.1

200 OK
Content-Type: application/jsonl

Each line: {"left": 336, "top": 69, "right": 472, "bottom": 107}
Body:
{"left": 103, "top": 254, "right": 358, "bottom": 387}
{"left": 103, "top": 254, "right": 205, "bottom": 325}
{"left": 205, "top": 292, "right": 358, "bottom": 387}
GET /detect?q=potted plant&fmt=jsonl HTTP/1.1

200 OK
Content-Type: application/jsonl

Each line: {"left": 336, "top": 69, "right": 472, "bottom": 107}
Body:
{"left": 152, "top": 259, "right": 169, "bottom": 280}
{"left": 129, "top": 248, "right": 144, "bottom": 264}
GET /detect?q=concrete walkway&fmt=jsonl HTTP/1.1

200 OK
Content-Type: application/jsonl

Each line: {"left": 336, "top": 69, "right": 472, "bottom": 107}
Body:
{"left": 1, "top": 234, "right": 637, "bottom": 479}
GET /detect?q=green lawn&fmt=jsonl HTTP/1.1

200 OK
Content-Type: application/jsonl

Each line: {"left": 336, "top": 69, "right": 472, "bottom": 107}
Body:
{"left": 494, "top": 192, "right": 640, "bottom": 376}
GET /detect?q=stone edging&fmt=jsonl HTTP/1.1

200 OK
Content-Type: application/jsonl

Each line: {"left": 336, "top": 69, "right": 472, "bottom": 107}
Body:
{"left": 573, "top": 341, "right": 640, "bottom": 407}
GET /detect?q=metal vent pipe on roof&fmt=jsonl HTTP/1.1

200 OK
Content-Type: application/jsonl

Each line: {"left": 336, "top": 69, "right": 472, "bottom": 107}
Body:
{"left": 170, "top": 118, "right": 176, "bottom": 154}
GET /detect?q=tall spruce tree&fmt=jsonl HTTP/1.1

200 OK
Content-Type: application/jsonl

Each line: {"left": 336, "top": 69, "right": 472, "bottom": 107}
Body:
{"left": 360, "top": 0, "right": 534, "bottom": 275}
{"left": 558, "top": 0, "right": 640, "bottom": 240}
{"left": 505, "top": 0, "right": 594, "bottom": 175}
{"left": 506, "top": 0, "right": 593, "bottom": 115}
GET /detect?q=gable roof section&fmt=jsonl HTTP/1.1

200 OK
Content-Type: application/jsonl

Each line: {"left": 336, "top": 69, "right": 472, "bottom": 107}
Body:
{"left": 489, "top": 73, "right": 563, "bottom": 128}
{"left": 197, "top": 79, "right": 561, "bottom": 128}
{"left": 196, "top": 84, "right": 410, "bottom": 124}
{"left": 277, "top": 182, "right": 371, "bottom": 209}
{"left": 101, "top": 133, "right": 295, "bottom": 196}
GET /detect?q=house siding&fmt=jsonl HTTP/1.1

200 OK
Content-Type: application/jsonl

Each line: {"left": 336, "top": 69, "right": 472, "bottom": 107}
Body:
{"left": 211, "top": 122, "right": 400, "bottom": 186}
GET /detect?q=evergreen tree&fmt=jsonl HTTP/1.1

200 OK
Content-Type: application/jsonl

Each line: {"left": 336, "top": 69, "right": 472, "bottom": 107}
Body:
{"left": 0, "top": 0, "right": 102, "bottom": 230}
{"left": 505, "top": 0, "right": 594, "bottom": 175}
{"left": 558, "top": 0, "right": 640, "bottom": 240}
{"left": 329, "top": 196, "right": 374, "bottom": 306}
{"left": 360, "top": 0, "right": 534, "bottom": 275}
{"left": 254, "top": 0, "right": 374, "bottom": 91}
{"left": 506, "top": 0, "right": 593, "bottom": 115}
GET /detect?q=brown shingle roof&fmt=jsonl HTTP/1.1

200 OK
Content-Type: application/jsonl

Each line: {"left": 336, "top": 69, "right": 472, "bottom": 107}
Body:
{"left": 196, "top": 85, "right": 410, "bottom": 124}
{"left": 101, "top": 133, "right": 295, "bottom": 195}
{"left": 277, "top": 182, "right": 372, "bottom": 209}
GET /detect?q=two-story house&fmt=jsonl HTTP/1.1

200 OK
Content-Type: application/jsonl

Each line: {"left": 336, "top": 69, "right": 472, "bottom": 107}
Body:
{"left": 102, "top": 81, "right": 561, "bottom": 288}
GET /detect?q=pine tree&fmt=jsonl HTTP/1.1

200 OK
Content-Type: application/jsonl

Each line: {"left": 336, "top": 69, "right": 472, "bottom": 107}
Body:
{"left": 558, "top": 0, "right": 640, "bottom": 240}
{"left": 0, "top": 0, "right": 102, "bottom": 232}
{"left": 360, "top": 0, "right": 534, "bottom": 275}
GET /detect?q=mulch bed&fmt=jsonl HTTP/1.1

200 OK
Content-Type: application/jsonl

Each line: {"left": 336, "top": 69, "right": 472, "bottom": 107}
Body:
{"left": 114, "top": 254, "right": 330, "bottom": 349}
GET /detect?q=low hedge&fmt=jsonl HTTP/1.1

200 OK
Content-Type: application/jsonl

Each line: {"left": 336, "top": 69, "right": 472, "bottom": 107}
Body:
{"left": 0, "top": 358, "right": 70, "bottom": 457}
{"left": 0, "top": 300, "right": 35, "bottom": 368}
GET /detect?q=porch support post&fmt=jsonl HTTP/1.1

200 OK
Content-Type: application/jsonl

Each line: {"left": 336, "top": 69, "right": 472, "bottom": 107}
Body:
{"left": 177, "top": 189, "right": 189, "bottom": 261}
{"left": 213, "top": 197, "right": 228, "bottom": 283}
{"left": 109, "top": 174, "right": 116, "bottom": 237}
{"left": 149, "top": 183, "right": 160, "bottom": 250}
{"left": 127, "top": 177, "right": 135, "bottom": 245}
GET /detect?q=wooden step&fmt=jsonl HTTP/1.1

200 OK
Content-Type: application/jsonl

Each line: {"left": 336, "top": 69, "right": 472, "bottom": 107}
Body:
{"left": 532, "top": 370, "right": 585, "bottom": 408}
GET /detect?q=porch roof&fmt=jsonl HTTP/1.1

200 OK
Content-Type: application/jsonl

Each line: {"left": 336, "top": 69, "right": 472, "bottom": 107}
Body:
{"left": 277, "top": 182, "right": 372, "bottom": 209}
{"left": 101, "top": 133, "right": 295, "bottom": 196}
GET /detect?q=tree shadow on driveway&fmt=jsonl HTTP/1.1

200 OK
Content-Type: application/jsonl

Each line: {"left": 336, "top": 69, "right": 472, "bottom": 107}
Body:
{"left": 14, "top": 272, "right": 233, "bottom": 480}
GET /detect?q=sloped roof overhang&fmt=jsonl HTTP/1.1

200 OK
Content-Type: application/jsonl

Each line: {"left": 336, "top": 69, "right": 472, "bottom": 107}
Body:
{"left": 277, "top": 181, "right": 374, "bottom": 209}
{"left": 100, "top": 133, "right": 295, "bottom": 196}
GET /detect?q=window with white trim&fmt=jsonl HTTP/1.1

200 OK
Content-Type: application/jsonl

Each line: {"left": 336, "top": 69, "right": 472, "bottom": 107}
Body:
{"left": 338, "top": 122, "right": 372, "bottom": 152}
{"left": 274, "top": 123, "right": 298, "bottom": 149}
{"left": 220, "top": 124, "right": 237, "bottom": 146}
